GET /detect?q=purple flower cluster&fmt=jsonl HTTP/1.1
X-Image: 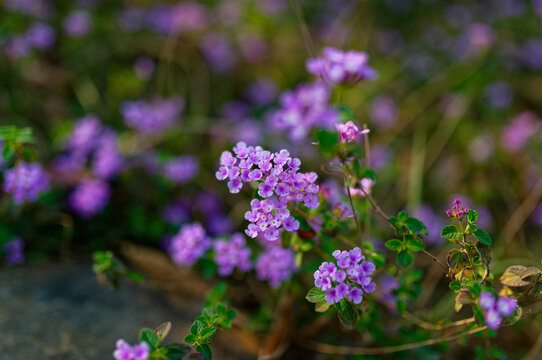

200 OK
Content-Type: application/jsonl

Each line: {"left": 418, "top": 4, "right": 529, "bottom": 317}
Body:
{"left": 270, "top": 82, "right": 339, "bottom": 141}
{"left": 162, "top": 156, "right": 199, "bottom": 185}
{"left": 336, "top": 121, "right": 369, "bottom": 144}
{"left": 168, "top": 223, "right": 211, "bottom": 266}
{"left": 213, "top": 233, "right": 252, "bottom": 276}
{"left": 3, "top": 237, "right": 24, "bottom": 266}
{"left": 56, "top": 115, "right": 123, "bottom": 180}
{"left": 306, "top": 47, "right": 377, "bottom": 85}
{"left": 349, "top": 178, "right": 374, "bottom": 198}
{"left": 479, "top": 291, "right": 517, "bottom": 330}
{"left": 216, "top": 142, "right": 319, "bottom": 241}
{"left": 313, "top": 247, "right": 376, "bottom": 305}
{"left": 113, "top": 339, "right": 150, "bottom": 360}
{"left": 121, "top": 97, "right": 184, "bottom": 134}
{"left": 4, "top": 22, "right": 55, "bottom": 59}
{"left": 445, "top": 199, "right": 469, "bottom": 220}
{"left": 69, "top": 179, "right": 110, "bottom": 218}
{"left": 3, "top": 161, "right": 49, "bottom": 204}
{"left": 255, "top": 246, "right": 297, "bottom": 288}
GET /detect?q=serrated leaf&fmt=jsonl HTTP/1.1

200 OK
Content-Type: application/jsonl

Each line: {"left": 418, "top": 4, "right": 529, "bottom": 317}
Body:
{"left": 335, "top": 299, "right": 356, "bottom": 324}
{"left": 190, "top": 320, "right": 205, "bottom": 335}
{"left": 405, "top": 218, "right": 428, "bottom": 235}
{"left": 406, "top": 238, "right": 424, "bottom": 252}
{"left": 449, "top": 281, "right": 462, "bottom": 291}
{"left": 397, "top": 250, "right": 413, "bottom": 268}
{"left": 196, "top": 344, "right": 213, "bottom": 360}
{"left": 467, "top": 209, "right": 479, "bottom": 224}
{"left": 200, "top": 326, "right": 217, "bottom": 340}
{"left": 473, "top": 228, "right": 492, "bottom": 246}
{"left": 447, "top": 249, "right": 468, "bottom": 274}
{"left": 183, "top": 334, "right": 197, "bottom": 345}
{"left": 397, "top": 210, "right": 408, "bottom": 223}
{"left": 385, "top": 239, "right": 403, "bottom": 251}
{"left": 441, "top": 225, "right": 460, "bottom": 240}
{"left": 306, "top": 287, "right": 326, "bottom": 303}
{"left": 139, "top": 328, "right": 160, "bottom": 349}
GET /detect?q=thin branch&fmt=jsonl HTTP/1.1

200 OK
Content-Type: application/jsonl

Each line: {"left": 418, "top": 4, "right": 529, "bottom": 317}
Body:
{"left": 421, "top": 250, "right": 452, "bottom": 279}
{"left": 401, "top": 311, "right": 475, "bottom": 331}
{"left": 296, "top": 326, "right": 487, "bottom": 355}
{"left": 344, "top": 175, "right": 363, "bottom": 246}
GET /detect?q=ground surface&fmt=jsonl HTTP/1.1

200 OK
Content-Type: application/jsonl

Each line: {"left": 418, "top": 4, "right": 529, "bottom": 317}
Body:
{"left": 0, "top": 263, "right": 197, "bottom": 360}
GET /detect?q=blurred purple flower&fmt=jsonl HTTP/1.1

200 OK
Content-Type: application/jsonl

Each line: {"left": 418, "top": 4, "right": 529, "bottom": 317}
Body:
{"left": 213, "top": 233, "right": 252, "bottom": 276}
{"left": 69, "top": 179, "right": 110, "bottom": 218}
{"left": 501, "top": 112, "right": 540, "bottom": 153}
{"left": 270, "top": 82, "right": 338, "bottom": 141}
{"left": 485, "top": 82, "right": 512, "bottom": 109}
{"left": 238, "top": 33, "right": 268, "bottom": 63}
{"left": 134, "top": 57, "right": 155, "bottom": 80}
{"left": 370, "top": 96, "right": 398, "bottom": 129}
{"left": 369, "top": 145, "right": 392, "bottom": 171}
{"left": 168, "top": 222, "right": 211, "bottom": 266}
{"left": 4, "top": 36, "right": 31, "bottom": 59}
{"left": 25, "top": 22, "right": 55, "bottom": 50}
{"left": 412, "top": 204, "right": 446, "bottom": 246}
{"left": 3, "top": 162, "right": 49, "bottom": 204}
{"left": 3, "top": 237, "right": 24, "bottom": 266}
{"left": 92, "top": 131, "right": 123, "bottom": 180}
{"left": 256, "top": 246, "right": 297, "bottom": 288}
{"left": 63, "top": 10, "right": 92, "bottom": 38}
{"left": 162, "top": 156, "right": 199, "bottom": 185}
{"left": 201, "top": 34, "right": 237, "bottom": 72}
{"left": 444, "top": 5, "right": 472, "bottom": 30}
{"left": 522, "top": 39, "right": 542, "bottom": 70}
{"left": 245, "top": 78, "right": 278, "bottom": 106}
{"left": 220, "top": 101, "right": 251, "bottom": 122}
{"left": 121, "top": 97, "right": 184, "bottom": 134}
{"left": 307, "top": 47, "right": 377, "bottom": 85}
{"left": 68, "top": 114, "right": 103, "bottom": 156}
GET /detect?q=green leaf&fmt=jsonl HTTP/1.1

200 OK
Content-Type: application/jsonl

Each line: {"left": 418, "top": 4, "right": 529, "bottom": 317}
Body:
{"left": 449, "top": 281, "right": 462, "bottom": 291}
{"left": 467, "top": 209, "right": 479, "bottom": 224}
{"left": 226, "top": 309, "right": 237, "bottom": 320}
{"left": 441, "top": 225, "right": 460, "bottom": 240}
{"left": 447, "top": 249, "right": 468, "bottom": 274}
{"left": 315, "top": 301, "right": 330, "bottom": 312}
{"left": 405, "top": 217, "right": 428, "bottom": 235}
{"left": 315, "top": 129, "right": 339, "bottom": 154}
{"left": 397, "top": 250, "right": 413, "bottom": 268}
{"left": 139, "top": 328, "right": 160, "bottom": 349}
{"left": 196, "top": 344, "right": 213, "bottom": 360}
{"left": 200, "top": 326, "right": 217, "bottom": 340}
{"left": 183, "top": 334, "right": 197, "bottom": 345}
{"left": 385, "top": 239, "right": 403, "bottom": 251}
{"left": 190, "top": 320, "right": 205, "bottom": 335}
{"left": 337, "top": 104, "right": 356, "bottom": 122}
{"left": 335, "top": 299, "right": 356, "bottom": 323}
{"left": 406, "top": 238, "right": 425, "bottom": 252}
{"left": 163, "top": 344, "right": 190, "bottom": 360}
{"left": 397, "top": 210, "right": 408, "bottom": 223}
{"left": 306, "top": 287, "right": 326, "bottom": 303}
{"left": 360, "top": 168, "right": 377, "bottom": 183}
{"left": 473, "top": 228, "right": 492, "bottom": 246}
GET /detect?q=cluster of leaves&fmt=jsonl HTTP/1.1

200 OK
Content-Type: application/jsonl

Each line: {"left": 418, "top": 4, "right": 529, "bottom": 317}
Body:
{"left": 182, "top": 283, "right": 237, "bottom": 360}
{"left": 92, "top": 251, "right": 144, "bottom": 289}
{"left": 442, "top": 210, "right": 493, "bottom": 290}
{"left": 0, "top": 126, "right": 35, "bottom": 161}
{"left": 137, "top": 323, "right": 189, "bottom": 360}
{"left": 500, "top": 265, "right": 542, "bottom": 299}
{"left": 385, "top": 210, "right": 428, "bottom": 267}
{"left": 123, "top": 283, "right": 236, "bottom": 360}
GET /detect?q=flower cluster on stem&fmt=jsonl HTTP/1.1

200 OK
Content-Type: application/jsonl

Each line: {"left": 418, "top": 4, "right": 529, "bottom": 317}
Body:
{"left": 314, "top": 247, "right": 376, "bottom": 304}
{"left": 216, "top": 141, "right": 319, "bottom": 241}
{"left": 479, "top": 291, "right": 517, "bottom": 330}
